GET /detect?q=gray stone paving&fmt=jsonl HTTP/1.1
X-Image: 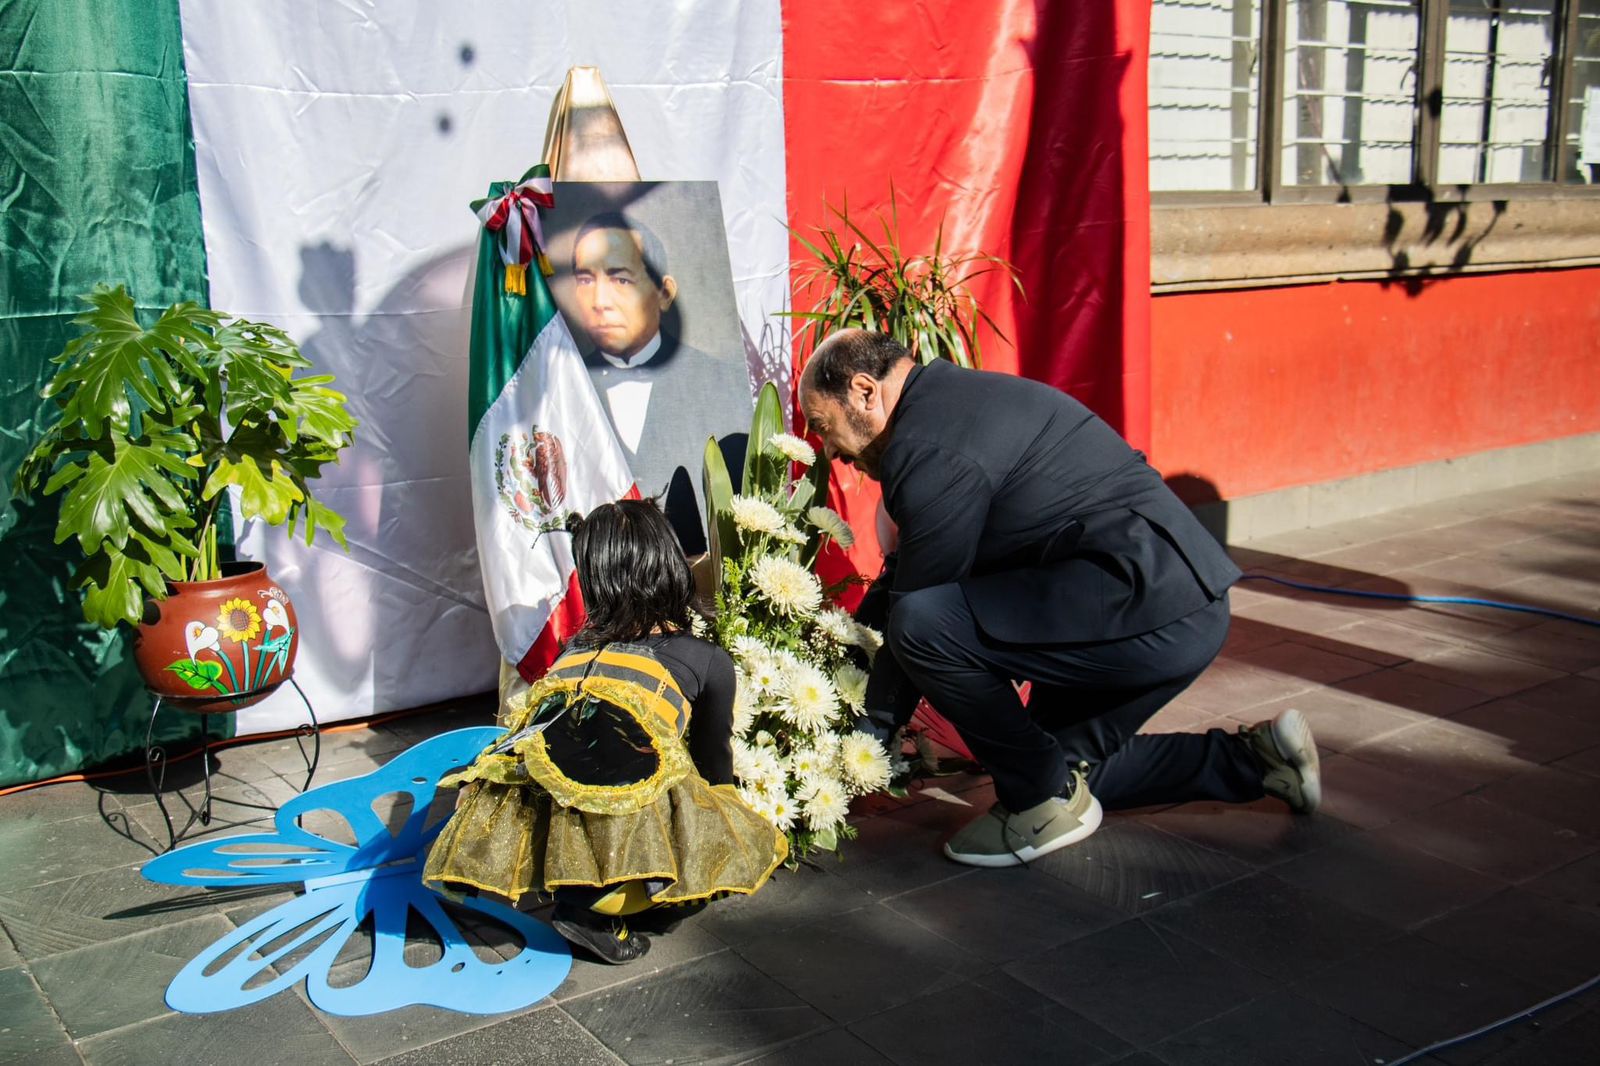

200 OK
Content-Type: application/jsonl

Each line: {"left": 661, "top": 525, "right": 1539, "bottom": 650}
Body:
{"left": 2, "top": 472, "right": 1598, "bottom": 1065}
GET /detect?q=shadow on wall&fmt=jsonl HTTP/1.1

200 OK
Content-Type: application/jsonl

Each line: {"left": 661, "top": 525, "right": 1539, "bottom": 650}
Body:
{"left": 1319, "top": 89, "right": 1510, "bottom": 298}
{"left": 237, "top": 239, "right": 497, "bottom": 729}
{"left": 1380, "top": 191, "right": 1508, "bottom": 297}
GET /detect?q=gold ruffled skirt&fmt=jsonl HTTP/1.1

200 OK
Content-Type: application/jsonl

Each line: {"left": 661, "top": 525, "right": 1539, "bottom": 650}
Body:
{"left": 423, "top": 774, "right": 787, "bottom": 905}
{"left": 425, "top": 649, "right": 787, "bottom": 905}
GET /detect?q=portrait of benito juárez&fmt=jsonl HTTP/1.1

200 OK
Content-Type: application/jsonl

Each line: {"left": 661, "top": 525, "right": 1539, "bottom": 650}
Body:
{"left": 544, "top": 182, "right": 754, "bottom": 555}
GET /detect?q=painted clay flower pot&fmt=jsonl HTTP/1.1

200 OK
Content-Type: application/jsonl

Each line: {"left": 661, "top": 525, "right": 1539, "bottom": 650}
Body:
{"left": 133, "top": 561, "right": 299, "bottom": 714}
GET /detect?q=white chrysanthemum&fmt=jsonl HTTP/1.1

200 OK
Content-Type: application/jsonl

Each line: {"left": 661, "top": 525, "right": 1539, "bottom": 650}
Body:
{"left": 834, "top": 663, "right": 869, "bottom": 711}
{"left": 786, "top": 746, "right": 825, "bottom": 779}
{"left": 732, "top": 677, "right": 758, "bottom": 735}
{"left": 811, "top": 729, "right": 841, "bottom": 761}
{"left": 736, "top": 744, "right": 785, "bottom": 792}
{"left": 689, "top": 612, "right": 709, "bottom": 638}
{"left": 851, "top": 622, "right": 884, "bottom": 657}
{"left": 807, "top": 505, "right": 855, "bottom": 548}
{"left": 770, "top": 646, "right": 802, "bottom": 674}
{"left": 839, "top": 732, "right": 892, "bottom": 792}
{"left": 731, "top": 738, "right": 761, "bottom": 781}
{"left": 779, "top": 659, "right": 840, "bottom": 731}
{"left": 730, "top": 635, "right": 771, "bottom": 667}
{"left": 739, "top": 785, "right": 776, "bottom": 822}
{"left": 768, "top": 433, "right": 816, "bottom": 467}
{"left": 729, "top": 494, "right": 786, "bottom": 535}
{"left": 800, "top": 774, "right": 849, "bottom": 831}
{"left": 748, "top": 555, "right": 823, "bottom": 618}
{"left": 815, "top": 608, "right": 855, "bottom": 645}
{"left": 746, "top": 654, "right": 786, "bottom": 698}
{"left": 767, "top": 792, "right": 798, "bottom": 832}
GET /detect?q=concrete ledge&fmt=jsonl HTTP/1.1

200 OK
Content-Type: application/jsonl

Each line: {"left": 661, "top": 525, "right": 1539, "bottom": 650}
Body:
{"left": 1153, "top": 198, "right": 1600, "bottom": 292}
{"left": 1195, "top": 432, "right": 1600, "bottom": 542}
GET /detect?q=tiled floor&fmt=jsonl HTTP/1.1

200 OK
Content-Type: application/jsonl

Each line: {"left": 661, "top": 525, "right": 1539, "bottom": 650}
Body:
{"left": 2, "top": 472, "right": 1598, "bottom": 1065}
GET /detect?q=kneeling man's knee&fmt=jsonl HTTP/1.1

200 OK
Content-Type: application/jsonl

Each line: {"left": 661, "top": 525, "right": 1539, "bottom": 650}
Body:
{"left": 886, "top": 587, "right": 954, "bottom": 662}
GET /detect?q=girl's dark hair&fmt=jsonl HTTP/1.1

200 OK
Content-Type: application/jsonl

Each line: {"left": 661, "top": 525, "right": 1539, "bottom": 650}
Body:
{"left": 571, "top": 498, "right": 697, "bottom": 645}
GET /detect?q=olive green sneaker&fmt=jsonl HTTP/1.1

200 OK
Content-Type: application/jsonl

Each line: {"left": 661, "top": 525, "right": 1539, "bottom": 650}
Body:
{"left": 943, "top": 767, "right": 1103, "bottom": 867}
{"left": 1239, "top": 707, "right": 1321, "bottom": 814}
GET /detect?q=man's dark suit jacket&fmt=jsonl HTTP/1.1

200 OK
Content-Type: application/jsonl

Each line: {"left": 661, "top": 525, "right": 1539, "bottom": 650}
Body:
{"left": 585, "top": 333, "right": 751, "bottom": 554}
{"left": 869, "top": 359, "right": 1240, "bottom": 647}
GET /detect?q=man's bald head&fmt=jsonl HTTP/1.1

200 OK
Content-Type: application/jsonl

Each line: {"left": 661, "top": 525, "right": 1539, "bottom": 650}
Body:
{"left": 801, "top": 329, "right": 913, "bottom": 402}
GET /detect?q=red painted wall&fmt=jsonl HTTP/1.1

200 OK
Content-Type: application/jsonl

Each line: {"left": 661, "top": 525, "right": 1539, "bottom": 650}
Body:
{"left": 1149, "top": 269, "right": 1600, "bottom": 501}
{"left": 782, "top": 0, "right": 1153, "bottom": 583}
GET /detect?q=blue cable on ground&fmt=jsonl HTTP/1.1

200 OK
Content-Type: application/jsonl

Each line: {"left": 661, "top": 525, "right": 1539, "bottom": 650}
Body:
{"left": 1242, "top": 567, "right": 1600, "bottom": 1059}
{"left": 1237, "top": 573, "right": 1600, "bottom": 629}
{"left": 1387, "top": 971, "right": 1600, "bottom": 1065}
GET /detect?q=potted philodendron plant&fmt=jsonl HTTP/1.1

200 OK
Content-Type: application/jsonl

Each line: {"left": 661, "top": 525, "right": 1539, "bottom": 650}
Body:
{"left": 13, "top": 285, "right": 358, "bottom": 712}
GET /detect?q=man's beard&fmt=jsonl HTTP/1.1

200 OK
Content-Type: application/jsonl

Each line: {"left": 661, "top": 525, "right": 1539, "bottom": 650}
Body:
{"left": 847, "top": 407, "right": 888, "bottom": 479}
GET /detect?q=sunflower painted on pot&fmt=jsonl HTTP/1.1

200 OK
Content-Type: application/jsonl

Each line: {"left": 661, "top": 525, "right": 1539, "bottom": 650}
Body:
{"left": 219, "top": 598, "right": 262, "bottom": 644}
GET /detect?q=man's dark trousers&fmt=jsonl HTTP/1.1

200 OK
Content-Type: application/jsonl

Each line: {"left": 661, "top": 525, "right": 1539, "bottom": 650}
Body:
{"left": 886, "top": 586, "right": 1266, "bottom": 812}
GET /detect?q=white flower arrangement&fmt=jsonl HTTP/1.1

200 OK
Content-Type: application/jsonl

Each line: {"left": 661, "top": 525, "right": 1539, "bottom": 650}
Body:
{"left": 704, "top": 382, "right": 891, "bottom": 859}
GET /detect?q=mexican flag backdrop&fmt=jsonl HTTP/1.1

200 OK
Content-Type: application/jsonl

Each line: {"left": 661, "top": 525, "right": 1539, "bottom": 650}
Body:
{"left": 0, "top": 0, "right": 1150, "bottom": 785}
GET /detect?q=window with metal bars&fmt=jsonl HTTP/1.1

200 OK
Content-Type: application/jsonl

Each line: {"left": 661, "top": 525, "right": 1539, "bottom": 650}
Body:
{"left": 1150, "top": 0, "right": 1600, "bottom": 197}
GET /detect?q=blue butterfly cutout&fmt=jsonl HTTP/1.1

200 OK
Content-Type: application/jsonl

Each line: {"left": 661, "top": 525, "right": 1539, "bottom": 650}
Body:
{"left": 142, "top": 726, "right": 572, "bottom": 1016}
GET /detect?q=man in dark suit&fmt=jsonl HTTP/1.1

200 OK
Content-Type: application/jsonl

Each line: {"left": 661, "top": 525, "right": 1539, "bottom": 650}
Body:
{"left": 798, "top": 330, "right": 1320, "bottom": 867}
{"left": 572, "top": 212, "right": 751, "bottom": 554}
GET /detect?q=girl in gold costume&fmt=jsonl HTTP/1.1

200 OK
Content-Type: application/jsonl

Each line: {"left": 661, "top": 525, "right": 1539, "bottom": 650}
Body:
{"left": 424, "top": 499, "right": 785, "bottom": 963}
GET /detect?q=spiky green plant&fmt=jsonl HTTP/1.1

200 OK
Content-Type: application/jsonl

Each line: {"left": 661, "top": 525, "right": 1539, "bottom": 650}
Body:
{"left": 785, "top": 189, "right": 1023, "bottom": 367}
{"left": 13, "top": 285, "right": 359, "bottom": 628}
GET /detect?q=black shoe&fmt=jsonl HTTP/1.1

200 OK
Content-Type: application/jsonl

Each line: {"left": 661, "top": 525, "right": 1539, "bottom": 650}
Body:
{"left": 549, "top": 903, "right": 651, "bottom": 965}
{"left": 630, "top": 898, "right": 710, "bottom": 935}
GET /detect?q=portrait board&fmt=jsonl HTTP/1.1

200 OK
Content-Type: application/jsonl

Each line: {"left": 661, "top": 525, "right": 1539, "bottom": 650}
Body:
{"left": 542, "top": 182, "right": 754, "bottom": 554}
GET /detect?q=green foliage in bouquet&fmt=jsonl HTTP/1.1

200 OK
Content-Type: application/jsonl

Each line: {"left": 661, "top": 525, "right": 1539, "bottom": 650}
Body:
{"left": 12, "top": 285, "right": 359, "bottom": 629}
{"left": 785, "top": 187, "right": 1024, "bottom": 368}
{"left": 702, "top": 384, "right": 893, "bottom": 860}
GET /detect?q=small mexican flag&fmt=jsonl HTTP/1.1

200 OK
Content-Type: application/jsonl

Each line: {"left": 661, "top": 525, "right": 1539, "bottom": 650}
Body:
{"left": 467, "top": 165, "right": 636, "bottom": 681}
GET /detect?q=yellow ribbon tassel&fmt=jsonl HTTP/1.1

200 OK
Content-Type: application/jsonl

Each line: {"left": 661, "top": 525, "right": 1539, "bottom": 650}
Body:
{"left": 504, "top": 261, "right": 528, "bottom": 295}
{"left": 535, "top": 250, "right": 554, "bottom": 278}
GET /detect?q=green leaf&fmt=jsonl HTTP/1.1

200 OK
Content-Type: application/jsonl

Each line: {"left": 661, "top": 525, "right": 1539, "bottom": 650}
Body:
{"left": 287, "top": 381, "right": 359, "bottom": 447}
{"left": 222, "top": 349, "right": 295, "bottom": 418}
{"left": 49, "top": 286, "right": 180, "bottom": 434}
{"left": 128, "top": 526, "right": 193, "bottom": 581}
{"left": 298, "top": 495, "right": 349, "bottom": 549}
{"left": 811, "top": 826, "right": 839, "bottom": 852}
{"left": 702, "top": 434, "right": 737, "bottom": 579}
{"left": 55, "top": 436, "right": 194, "bottom": 554}
{"left": 743, "top": 382, "right": 787, "bottom": 497}
{"left": 786, "top": 194, "right": 1018, "bottom": 372}
{"left": 76, "top": 551, "right": 164, "bottom": 628}
{"left": 206, "top": 455, "right": 304, "bottom": 525}
{"left": 165, "top": 658, "right": 227, "bottom": 693}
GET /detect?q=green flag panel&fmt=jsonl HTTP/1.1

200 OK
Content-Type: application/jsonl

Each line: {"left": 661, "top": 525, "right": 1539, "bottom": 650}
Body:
{"left": 0, "top": 0, "right": 218, "bottom": 786}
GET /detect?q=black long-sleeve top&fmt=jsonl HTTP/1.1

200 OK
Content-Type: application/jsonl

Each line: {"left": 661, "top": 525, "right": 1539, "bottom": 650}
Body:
{"left": 626, "top": 631, "right": 737, "bottom": 786}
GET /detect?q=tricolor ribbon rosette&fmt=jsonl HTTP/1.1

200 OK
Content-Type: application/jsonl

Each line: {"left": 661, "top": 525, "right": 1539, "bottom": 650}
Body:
{"left": 473, "top": 164, "right": 556, "bottom": 295}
